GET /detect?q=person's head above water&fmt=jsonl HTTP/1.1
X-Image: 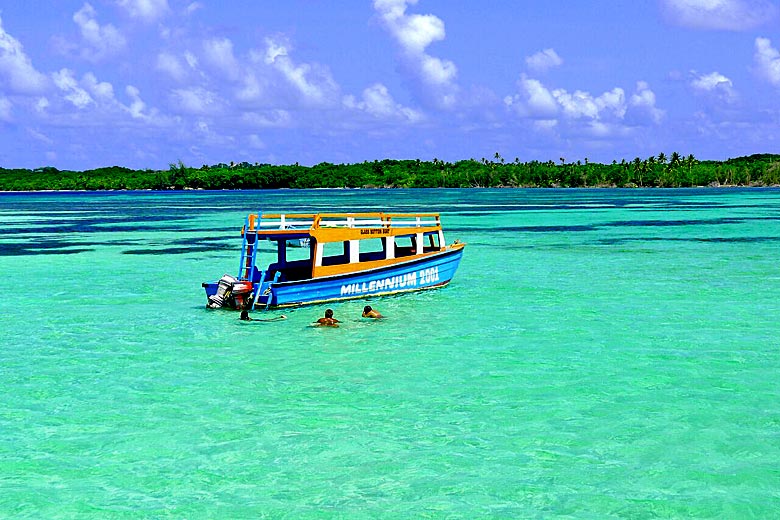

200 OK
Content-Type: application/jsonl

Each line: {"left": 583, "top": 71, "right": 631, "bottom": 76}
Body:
{"left": 325, "top": 309, "right": 334, "bottom": 318}
{"left": 362, "top": 305, "right": 383, "bottom": 318}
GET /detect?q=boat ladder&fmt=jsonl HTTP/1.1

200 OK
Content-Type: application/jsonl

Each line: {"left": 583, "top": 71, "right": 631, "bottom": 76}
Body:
{"left": 238, "top": 212, "right": 261, "bottom": 281}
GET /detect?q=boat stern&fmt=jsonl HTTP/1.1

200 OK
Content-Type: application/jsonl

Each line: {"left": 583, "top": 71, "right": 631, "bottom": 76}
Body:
{"left": 203, "top": 274, "right": 254, "bottom": 309}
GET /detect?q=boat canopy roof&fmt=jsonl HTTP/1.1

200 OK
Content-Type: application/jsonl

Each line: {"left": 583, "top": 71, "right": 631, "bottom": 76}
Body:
{"left": 245, "top": 212, "right": 444, "bottom": 243}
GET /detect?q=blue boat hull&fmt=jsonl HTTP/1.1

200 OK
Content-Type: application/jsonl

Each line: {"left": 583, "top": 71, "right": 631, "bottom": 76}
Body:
{"left": 258, "top": 247, "right": 464, "bottom": 308}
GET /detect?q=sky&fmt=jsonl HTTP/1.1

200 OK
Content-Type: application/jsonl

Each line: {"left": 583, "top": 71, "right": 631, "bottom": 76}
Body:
{"left": 1, "top": 0, "right": 780, "bottom": 170}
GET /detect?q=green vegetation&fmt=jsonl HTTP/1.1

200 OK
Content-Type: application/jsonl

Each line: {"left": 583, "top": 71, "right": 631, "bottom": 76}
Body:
{"left": 2, "top": 154, "right": 780, "bottom": 191}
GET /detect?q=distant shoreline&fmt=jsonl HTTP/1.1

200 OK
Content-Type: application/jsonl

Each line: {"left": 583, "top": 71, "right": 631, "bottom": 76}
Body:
{"left": 3, "top": 184, "right": 780, "bottom": 195}
{"left": 2, "top": 154, "right": 779, "bottom": 191}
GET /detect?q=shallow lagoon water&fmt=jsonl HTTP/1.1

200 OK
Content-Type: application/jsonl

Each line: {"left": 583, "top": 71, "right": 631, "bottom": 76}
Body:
{"left": 1, "top": 188, "right": 779, "bottom": 518}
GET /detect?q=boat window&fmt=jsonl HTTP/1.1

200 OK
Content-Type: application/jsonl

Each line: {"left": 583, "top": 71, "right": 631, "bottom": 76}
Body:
{"left": 424, "top": 232, "right": 440, "bottom": 251}
{"left": 284, "top": 242, "right": 311, "bottom": 262}
{"left": 359, "top": 238, "right": 385, "bottom": 262}
{"left": 395, "top": 234, "right": 417, "bottom": 256}
{"left": 320, "top": 241, "right": 349, "bottom": 266}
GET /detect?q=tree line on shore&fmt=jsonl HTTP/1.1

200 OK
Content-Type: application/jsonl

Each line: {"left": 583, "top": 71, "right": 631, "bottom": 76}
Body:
{"left": 1, "top": 153, "right": 779, "bottom": 191}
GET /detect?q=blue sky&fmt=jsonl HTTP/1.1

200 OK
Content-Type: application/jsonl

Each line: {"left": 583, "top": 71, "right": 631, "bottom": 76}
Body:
{"left": 1, "top": 0, "right": 780, "bottom": 170}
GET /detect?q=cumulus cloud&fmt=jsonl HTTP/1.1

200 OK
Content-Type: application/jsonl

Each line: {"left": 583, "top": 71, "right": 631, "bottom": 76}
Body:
{"left": 689, "top": 70, "right": 737, "bottom": 102}
{"left": 241, "top": 110, "right": 292, "bottom": 128}
{"left": 156, "top": 35, "right": 339, "bottom": 111}
{"left": 505, "top": 76, "right": 664, "bottom": 135}
{"left": 156, "top": 52, "right": 187, "bottom": 81}
{"left": 28, "top": 127, "right": 54, "bottom": 145}
{"left": 82, "top": 72, "right": 115, "bottom": 102}
{"left": 526, "top": 48, "right": 563, "bottom": 74}
{"left": 659, "top": 0, "right": 778, "bottom": 30}
{"left": 116, "top": 0, "right": 170, "bottom": 22}
{"left": 0, "top": 96, "right": 12, "bottom": 121}
{"left": 629, "top": 81, "right": 665, "bottom": 124}
{"left": 555, "top": 87, "right": 627, "bottom": 120}
{"left": 184, "top": 2, "right": 204, "bottom": 16}
{"left": 504, "top": 76, "right": 557, "bottom": 118}
{"left": 262, "top": 37, "right": 339, "bottom": 106}
{"left": 51, "top": 67, "right": 154, "bottom": 121}
{"left": 754, "top": 37, "right": 780, "bottom": 86}
{"left": 247, "top": 134, "right": 266, "bottom": 149}
{"left": 125, "top": 85, "right": 147, "bottom": 118}
{"left": 343, "top": 83, "right": 423, "bottom": 122}
{"left": 203, "top": 38, "right": 241, "bottom": 81}
{"left": 0, "top": 16, "right": 48, "bottom": 94}
{"left": 505, "top": 75, "right": 627, "bottom": 121}
{"left": 373, "top": 0, "right": 458, "bottom": 109}
{"left": 171, "top": 86, "right": 223, "bottom": 114}
{"left": 35, "top": 97, "right": 50, "bottom": 114}
{"left": 52, "top": 68, "right": 94, "bottom": 109}
{"left": 73, "top": 3, "right": 127, "bottom": 61}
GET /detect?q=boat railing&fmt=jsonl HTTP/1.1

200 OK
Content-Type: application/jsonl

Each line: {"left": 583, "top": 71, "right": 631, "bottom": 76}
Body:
{"left": 251, "top": 213, "right": 441, "bottom": 232}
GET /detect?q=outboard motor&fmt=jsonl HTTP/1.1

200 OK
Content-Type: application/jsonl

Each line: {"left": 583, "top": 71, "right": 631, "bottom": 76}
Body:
{"left": 207, "top": 274, "right": 254, "bottom": 309}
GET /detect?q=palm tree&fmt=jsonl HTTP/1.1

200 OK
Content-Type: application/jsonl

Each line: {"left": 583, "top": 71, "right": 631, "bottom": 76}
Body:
{"left": 685, "top": 154, "right": 697, "bottom": 171}
{"left": 669, "top": 151, "right": 681, "bottom": 170}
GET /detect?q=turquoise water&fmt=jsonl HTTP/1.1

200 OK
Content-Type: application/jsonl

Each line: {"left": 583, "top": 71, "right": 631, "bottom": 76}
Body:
{"left": 1, "top": 188, "right": 779, "bottom": 518}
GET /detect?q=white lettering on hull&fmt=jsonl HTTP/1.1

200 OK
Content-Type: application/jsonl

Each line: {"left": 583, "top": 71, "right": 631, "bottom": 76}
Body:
{"left": 339, "top": 267, "right": 440, "bottom": 296}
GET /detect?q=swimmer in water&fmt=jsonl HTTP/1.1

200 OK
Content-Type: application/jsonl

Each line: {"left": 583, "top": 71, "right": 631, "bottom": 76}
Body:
{"left": 361, "top": 305, "right": 383, "bottom": 319}
{"left": 314, "top": 308, "right": 340, "bottom": 327}
{"left": 240, "top": 309, "right": 286, "bottom": 322}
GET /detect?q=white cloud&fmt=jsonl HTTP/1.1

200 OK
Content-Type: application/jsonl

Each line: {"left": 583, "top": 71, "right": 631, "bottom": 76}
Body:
{"left": 125, "top": 85, "right": 146, "bottom": 118}
{"left": 82, "top": 72, "right": 115, "bottom": 101}
{"left": 156, "top": 52, "right": 187, "bottom": 81}
{"left": 0, "top": 96, "right": 12, "bottom": 121}
{"left": 506, "top": 77, "right": 663, "bottom": 134}
{"left": 171, "top": 86, "right": 222, "bottom": 114}
{"left": 52, "top": 68, "right": 94, "bottom": 109}
{"left": 35, "top": 97, "right": 50, "bottom": 114}
{"left": 263, "top": 37, "right": 339, "bottom": 106}
{"left": 629, "top": 81, "right": 665, "bottom": 124}
{"left": 184, "top": 51, "right": 198, "bottom": 69}
{"left": 203, "top": 38, "right": 240, "bottom": 81}
{"left": 51, "top": 67, "right": 155, "bottom": 121}
{"left": 504, "top": 76, "right": 558, "bottom": 118}
{"left": 659, "top": 0, "right": 778, "bottom": 30}
{"left": 754, "top": 37, "right": 780, "bottom": 86}
{"left": 116, "top": 0, "right": 170, "bottom": 22}
{"left": 234, "top": 68, "right": 267, "bottom": 103}
{"left": 386, "top": 6, "right": 445, "bottom": 53}
{"left": 526, "top": 48, "right": 563, "bottom": 74}
{"left": 343, "top": 83, "right": 423, "bottom": 122}
{"left": 373, "top": 0, "right": 458, "bottom": 109}
{"left": 28, "top": 128, "right": 54, "bottom": 145}
{"left": 241, "top": 110, "right": 292, "bottom": 128}
{"left": 73, "top": 3, "right": 127, "bottom": 61}
{"left": 553, "top": 88, "right": 625, "bottom": 120}
{"left": 0, "top": 15, "right": 48, "bottom": 94}
{"left": 248, "top": 134, "right": 266, "bottom": 149}
{"left": 185, "top": 2, "right": 203, "bottom": 16}
{"left": 689, "top": 70, "right": 737, "bottom": 102}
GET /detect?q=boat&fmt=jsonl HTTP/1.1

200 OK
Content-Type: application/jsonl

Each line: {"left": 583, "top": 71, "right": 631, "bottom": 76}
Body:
{"left": 281, "top": 224, "right": 310, "bottom": 248}
{"left": 202, "top": 211, "right": 466, "bottom": 309}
